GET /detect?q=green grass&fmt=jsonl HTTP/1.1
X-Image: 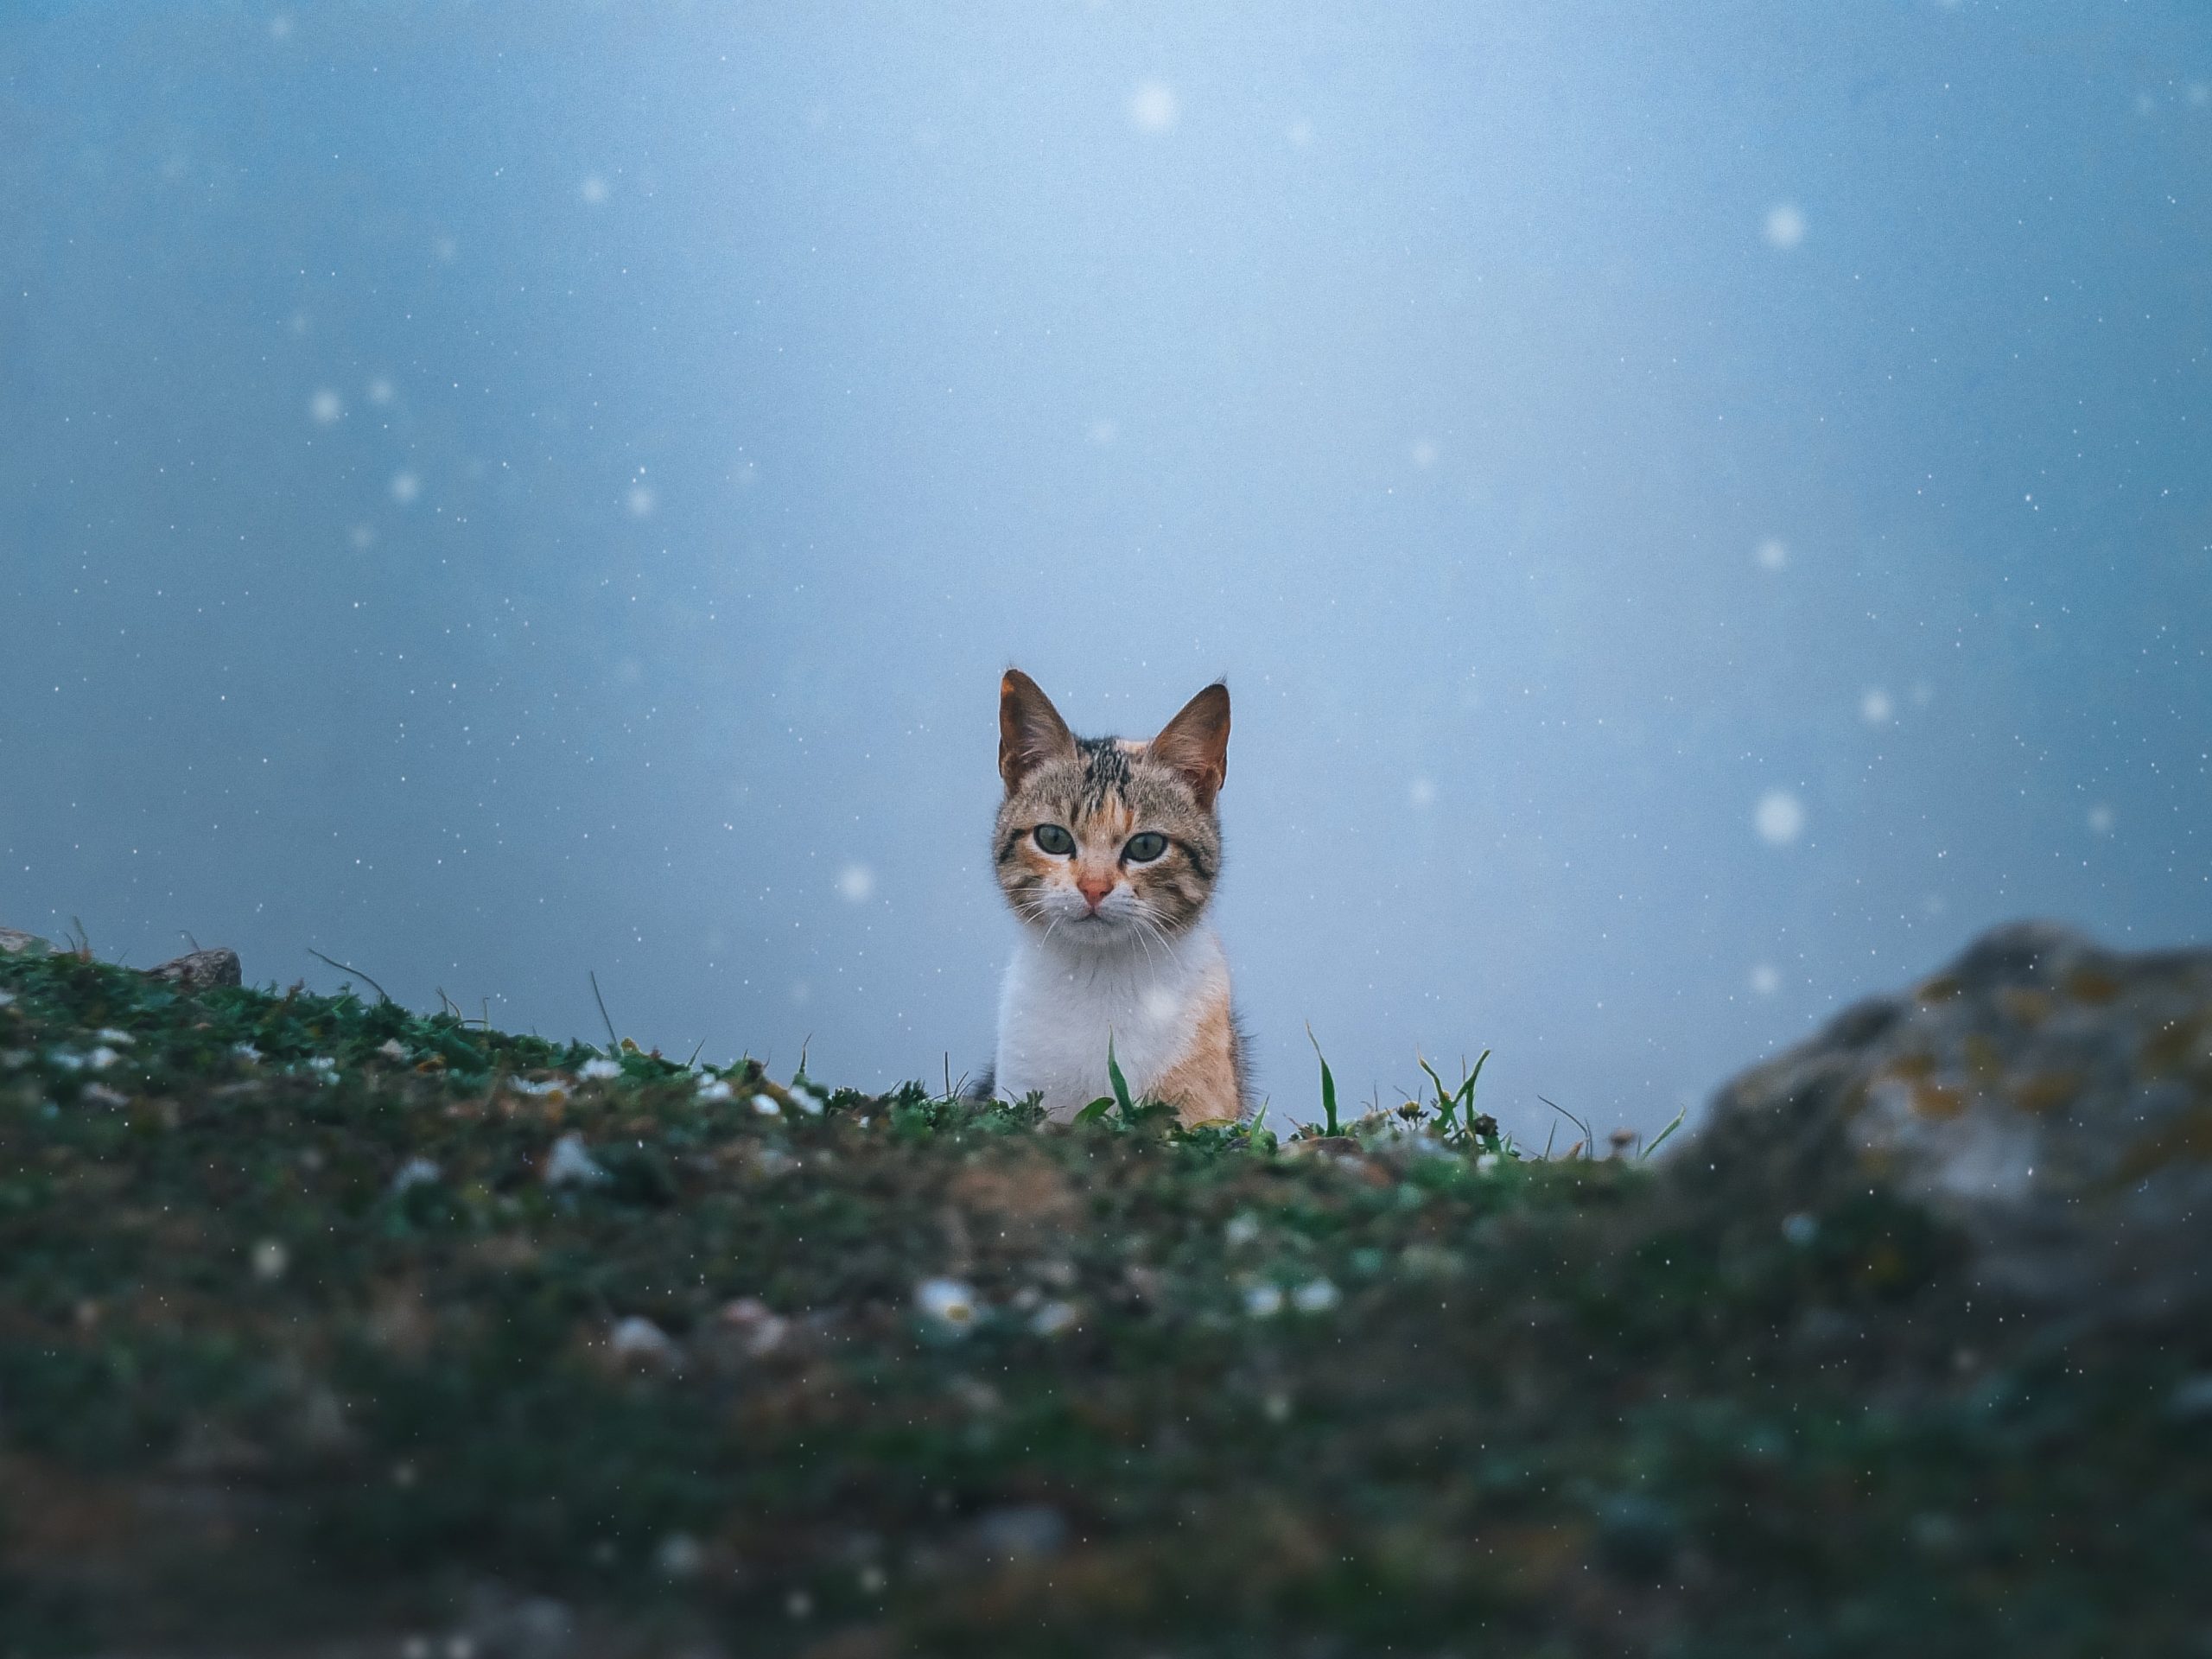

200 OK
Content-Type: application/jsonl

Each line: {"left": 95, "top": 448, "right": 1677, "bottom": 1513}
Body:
{"left": 1, "top": 944, "right": 2206, "bottom": 1656}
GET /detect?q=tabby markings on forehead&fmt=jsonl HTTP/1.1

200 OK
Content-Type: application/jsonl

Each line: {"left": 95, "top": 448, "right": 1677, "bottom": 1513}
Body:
{"left": 1077, "top": 737, "right": 1133, "bottom": 813}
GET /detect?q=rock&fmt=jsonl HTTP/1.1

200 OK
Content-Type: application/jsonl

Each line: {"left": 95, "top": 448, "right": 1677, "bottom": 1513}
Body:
{"left": 1693, "top": 920, "right": 2212, "bottom": 1320}
{"left": 146, "top": 946, "right": 242, "bottom": 991}
{"left": 0, "top": 927, "right": 50, "bottom": 956}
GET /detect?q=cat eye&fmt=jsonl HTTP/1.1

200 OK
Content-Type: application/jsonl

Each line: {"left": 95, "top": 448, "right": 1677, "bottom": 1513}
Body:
{"left": 1032, "top": 823, "right": 1076, "bottom": 856}
{"left": 1122, "top": 831, "right": 1169, "bottom": 863}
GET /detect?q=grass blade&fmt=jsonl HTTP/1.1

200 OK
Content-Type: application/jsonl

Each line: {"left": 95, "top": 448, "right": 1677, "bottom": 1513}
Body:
{"left": 1306, "top": 1023, "right": 1339, "bottom": 1135}
{"left": 1640, "top": 1104, "right": 1688, "bottom": 1160}
{"left": 1107, "top": 1033, "right": 1135, "bottom": 1117}
{"left": 1416, "top": 1054, "right": 1457, "bottom": 1133}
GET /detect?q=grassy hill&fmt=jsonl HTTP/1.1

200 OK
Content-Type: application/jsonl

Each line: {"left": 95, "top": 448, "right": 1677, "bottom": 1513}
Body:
{"left": 2, "top": 938, "right": 2203, "bottom": 1656}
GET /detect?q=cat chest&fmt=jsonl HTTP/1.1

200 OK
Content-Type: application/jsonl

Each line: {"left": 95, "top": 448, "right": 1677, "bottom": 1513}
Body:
{"left": 997, "top": 950, "right": 1222, "bottom": 1095}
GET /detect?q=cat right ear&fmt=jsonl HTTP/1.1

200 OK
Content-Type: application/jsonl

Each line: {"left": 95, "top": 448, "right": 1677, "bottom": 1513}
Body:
{"left": 999, "top": 669, "right": 1077, "bottom": 792}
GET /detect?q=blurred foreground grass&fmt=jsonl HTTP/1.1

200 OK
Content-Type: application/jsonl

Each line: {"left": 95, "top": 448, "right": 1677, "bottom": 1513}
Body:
{"left": 1, "top": 944, "right": 2205, "bottom": 1656}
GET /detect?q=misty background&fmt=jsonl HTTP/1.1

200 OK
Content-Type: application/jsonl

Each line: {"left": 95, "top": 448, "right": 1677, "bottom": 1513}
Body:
{"left": 4, "top": 2, "right": 2208, "bottom": 1141}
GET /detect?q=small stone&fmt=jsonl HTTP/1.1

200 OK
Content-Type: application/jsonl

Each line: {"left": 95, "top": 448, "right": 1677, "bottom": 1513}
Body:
{"left": 655, "top": 1531, "right": 703, "bottom": 1578}
{"left": 0, "top": 927, "right": 51, "bottom": 956}
{"left": 145, "top": 946, "right": 242, "bottom": 991}
{"left": 971, "top": 1503, "right": 1068, "bottom": 1561}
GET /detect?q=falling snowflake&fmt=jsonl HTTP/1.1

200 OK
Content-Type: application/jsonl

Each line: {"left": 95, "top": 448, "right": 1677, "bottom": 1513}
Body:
{"left": 581, "top": 174, "right": 610, "bottom": 205}
{"left": 390, "top": 471, "right": 421, "bottom": 505}
{"left": 1756, "top": 537, "right": 1789, "bottom": 570}
{"left": 1764, "top": 202, "right": 1807, "bottom": 250}
{"left": 1750, "top": 963, "right": 1782, "bottom": 996}
{"left": 308, "top": 388, "right": 342, "bottom": 424}
{"left": 2088, "top": 804, "right": 2115, "bottom": 835}
{"left": 1755, "top": 790, "right": 1806, "bottom": 847}
{"left": 1128, "top": 80, "right": 1178, "bottom": 133}
{"left": 1860, "top": 688, "right": 1893, "bottom": 724}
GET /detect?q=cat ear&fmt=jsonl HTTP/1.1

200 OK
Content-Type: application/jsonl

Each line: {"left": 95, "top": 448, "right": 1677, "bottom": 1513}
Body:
{"left": 999, "top": 669, "right": 1077, "bottom": 792}
{"left": 1149, "top": 682, "right": 1230, "bottom": 809}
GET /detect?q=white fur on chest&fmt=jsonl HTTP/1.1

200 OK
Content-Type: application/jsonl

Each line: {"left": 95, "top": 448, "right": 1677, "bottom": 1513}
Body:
{"left": 994, "top": 928, "right": 1226, "bottom": 1122}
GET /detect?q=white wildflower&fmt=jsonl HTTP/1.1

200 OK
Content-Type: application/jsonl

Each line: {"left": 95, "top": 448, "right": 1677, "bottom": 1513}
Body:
{"left": 97, "top": 1027, "right": 133, "bottom": 1045}
{"left": 1243, "top": 1282, "right": 1284, "bottom": 1319}
{"left": 916, "top": 1277, "right": 981, "bottom": 1332}
{"left": 86, "top": 1046, "right": 123, "bottom": 1071}
{"left": 251, "top": 1238, "right": 289, "bottom": 1281}
{"left": 48, "top": 1049, "right": 86, "bottom": 1071}
{"left": 577, "top": 1057, "right": 622, "bottom": 1082}
{"left": 752, "top": 1093, "right": 782, "bottom": 1116}
{"left": 378, "top": 1038, "right": 409, "bottom": 1060}
{"left": 509, "top": 1075, "right": 567, "bottom": 1096}
{"left": 1476, "top": 1152, "right": 1501, "bottom": 1173}
{"left": 390, "top": 1157, "right": 441, "bottom": 1194}
{"left": 1224, "top": 1213, "right": 1262, "bottom": 1248}
{"left": 82, "top": 1083, "right": 130, "bottom": 1109}
{"left": 307, "top": 1056, "right": 338, "bottom": 1079}
{"left": 543, "top": 1132, "right": 609, "bottom": 1187}
{"left": 696, "top": 1075, "right": 734, "bottom": 1103}
{"left": 1292, "top": 1277, "right": 1341, "bottom": 1315}
{"left": 790, "top": 1085, "right": 826, "bottom": 1116}
{"left": 1029, "top": 1300, "right": 1078, "bottom": 1338}
{"left": 0, "top": 990, "right": 15, "bottom": 1007}
{"left": 233, "top": 1043, "right": 262, "bottom": 1063}
{"left": 608, "top": 1314, "right": 680, "bottom": 1368}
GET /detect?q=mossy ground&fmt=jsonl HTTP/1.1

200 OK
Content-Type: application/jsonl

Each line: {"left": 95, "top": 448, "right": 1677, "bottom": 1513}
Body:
{"left": 2, "top": 946, "right": 2206, "bottom": 1656}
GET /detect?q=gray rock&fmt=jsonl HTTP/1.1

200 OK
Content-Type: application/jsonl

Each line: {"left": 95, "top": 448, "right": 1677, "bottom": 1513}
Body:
{"left": 1693, "top": 921, "right": 2212, "bottom": 1319}
{"left": 0, "top": 927, "right": 49, "bottom": 956}
{"left": 145, "top": 946, "right": 242, "bottom": 991}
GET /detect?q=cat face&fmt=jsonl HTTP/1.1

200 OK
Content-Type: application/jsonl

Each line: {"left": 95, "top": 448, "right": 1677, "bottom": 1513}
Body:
{"left": 992, "top": 671, "right": 1230, "bottom": 950}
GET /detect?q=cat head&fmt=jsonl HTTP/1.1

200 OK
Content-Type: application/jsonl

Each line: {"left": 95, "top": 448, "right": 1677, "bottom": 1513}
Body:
{"left": 992, "top": 670, "right": 1230, "bottom": 950}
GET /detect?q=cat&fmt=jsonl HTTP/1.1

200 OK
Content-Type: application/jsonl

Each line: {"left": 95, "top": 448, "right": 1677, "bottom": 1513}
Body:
{"left": 983, "top": 669, "right": 1248, "bottom": 1126}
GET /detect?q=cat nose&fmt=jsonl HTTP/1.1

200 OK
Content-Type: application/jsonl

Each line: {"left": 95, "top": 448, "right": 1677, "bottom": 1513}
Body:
{"left": 1077, "top": 874, "right": 1116, "bottom": 911}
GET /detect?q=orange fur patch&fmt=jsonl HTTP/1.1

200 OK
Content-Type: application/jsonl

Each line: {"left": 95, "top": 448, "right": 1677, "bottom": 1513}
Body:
{"left": 1153, "top": 984, "right": 1242, "bottom": 1125}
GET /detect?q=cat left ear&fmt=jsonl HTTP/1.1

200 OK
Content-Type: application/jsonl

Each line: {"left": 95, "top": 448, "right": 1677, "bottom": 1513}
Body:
{"left": 1150, "top": 682, "right": 1230, "bottom": 809}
